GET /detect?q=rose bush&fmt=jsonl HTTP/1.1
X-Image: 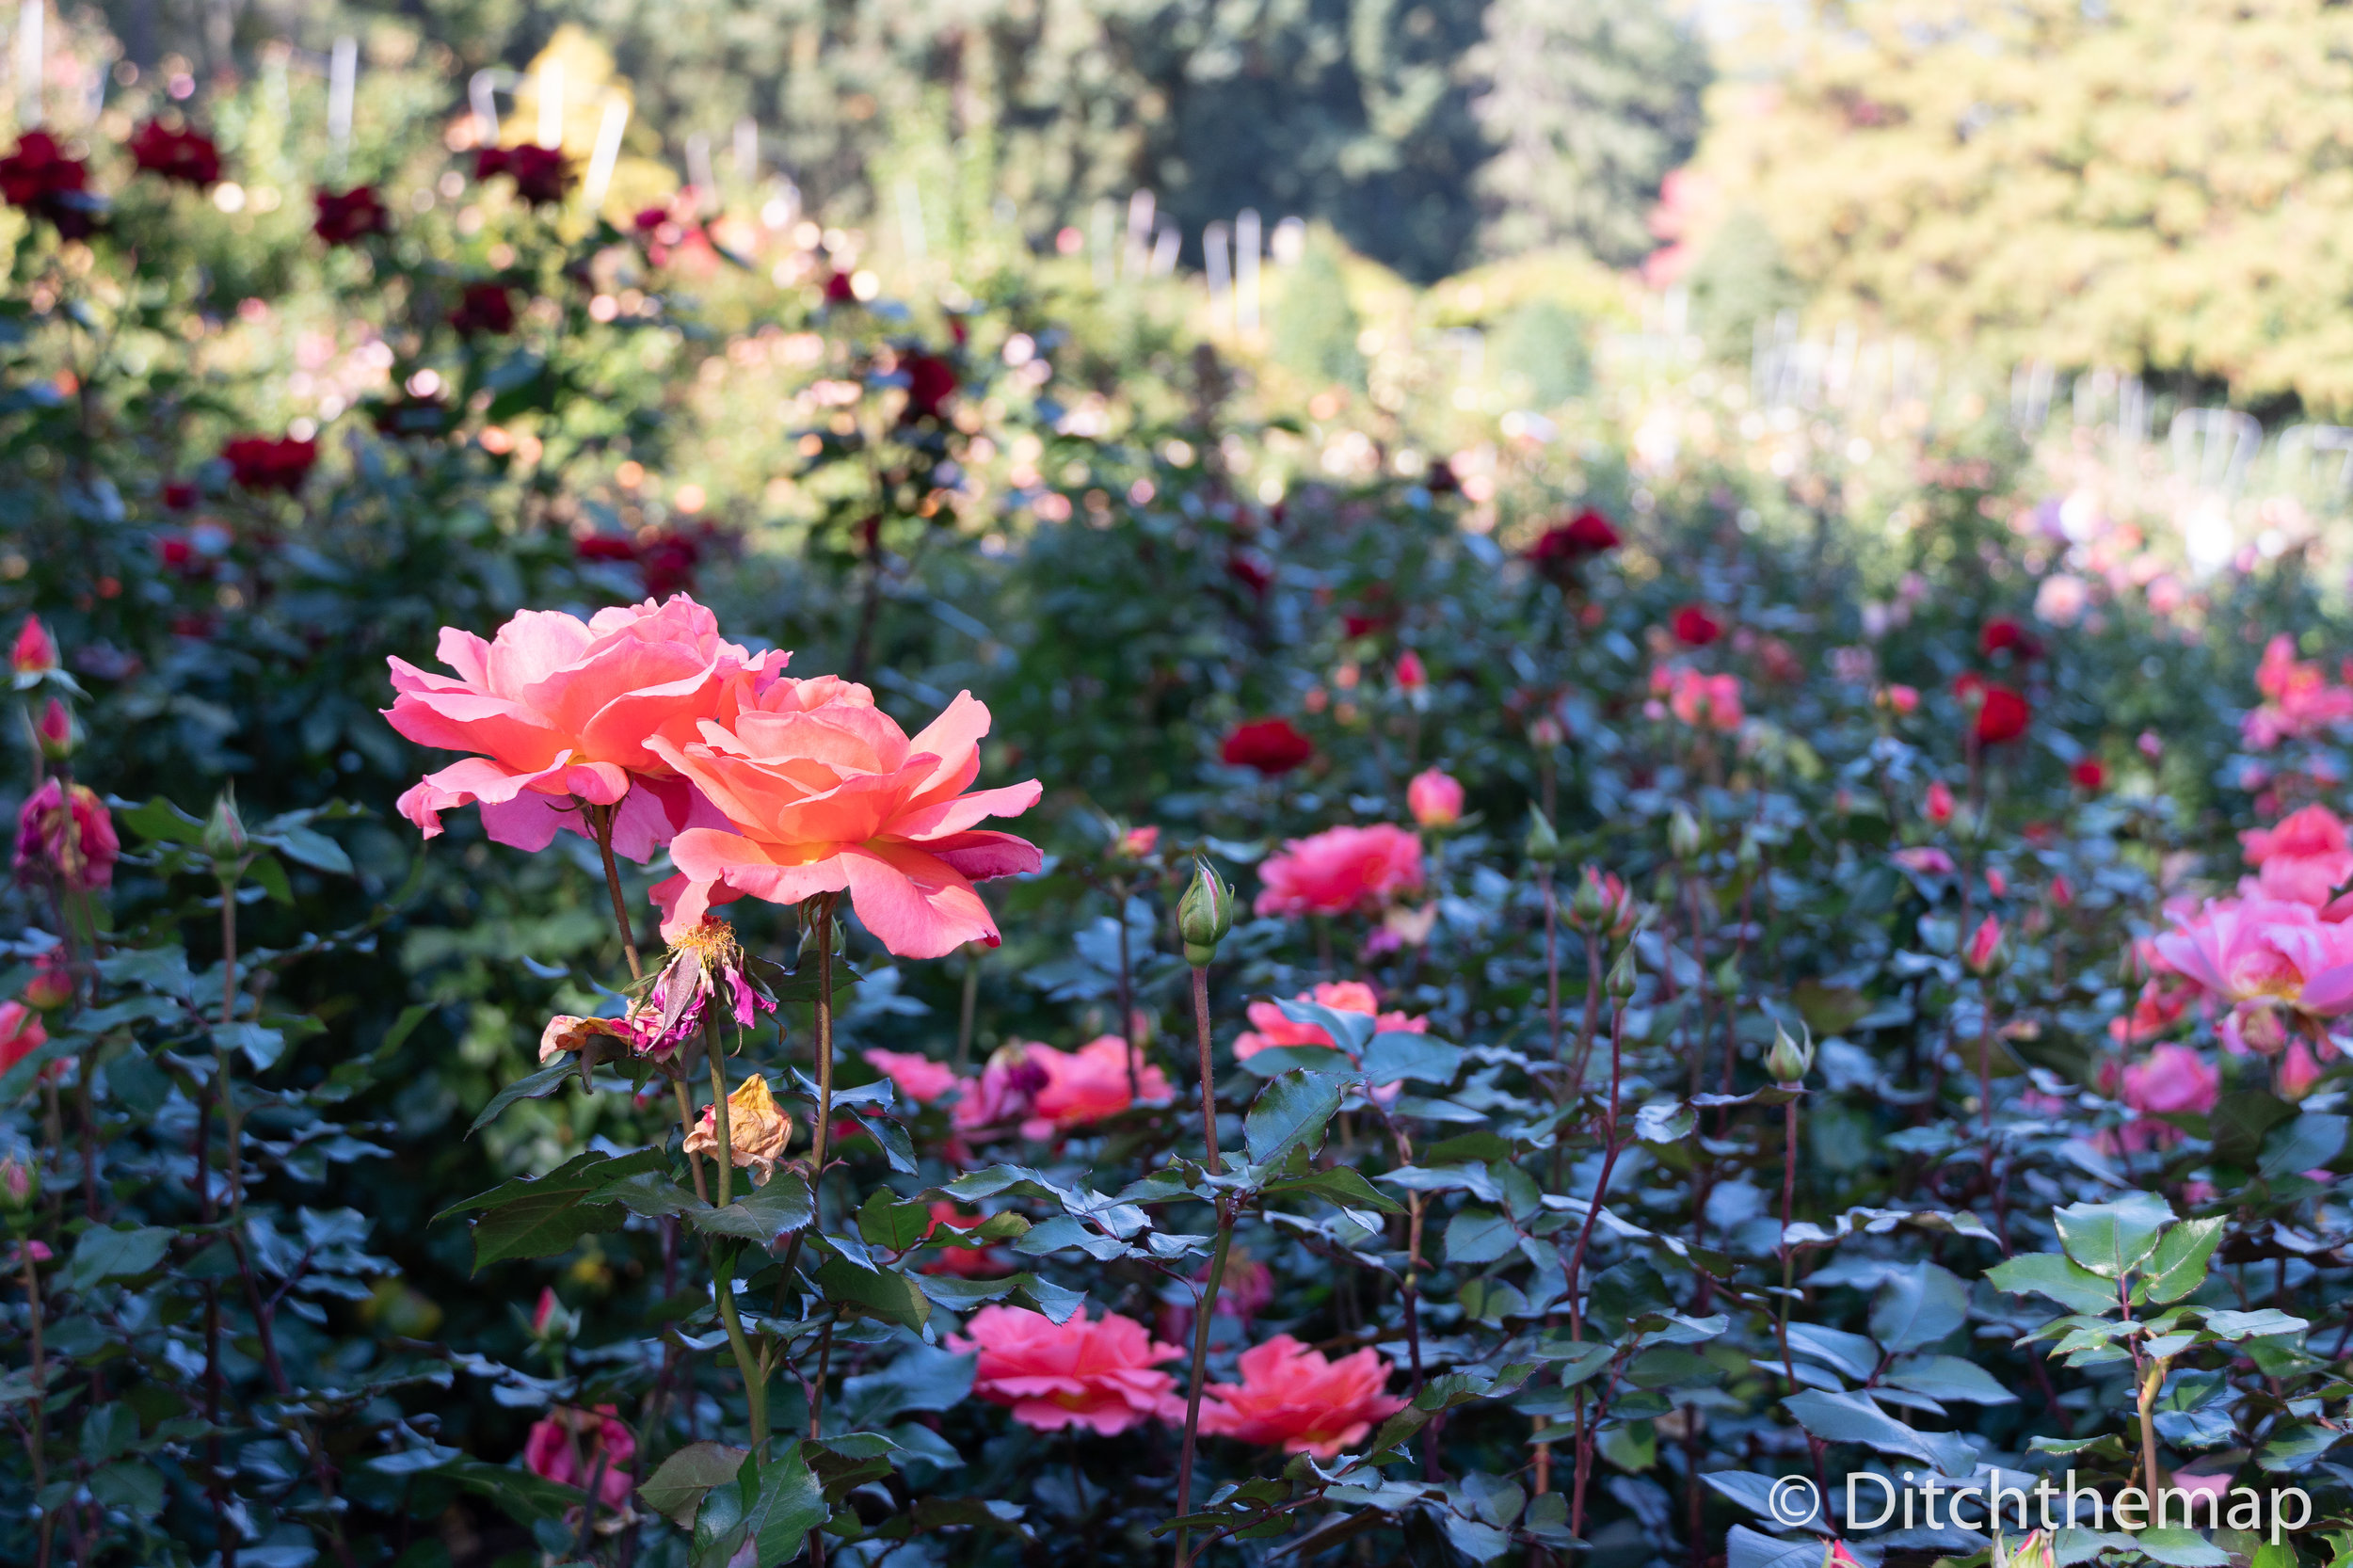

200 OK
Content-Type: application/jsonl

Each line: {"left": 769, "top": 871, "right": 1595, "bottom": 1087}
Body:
{"left": 0, "top": 26, "right": 2348, "bottom": 1568}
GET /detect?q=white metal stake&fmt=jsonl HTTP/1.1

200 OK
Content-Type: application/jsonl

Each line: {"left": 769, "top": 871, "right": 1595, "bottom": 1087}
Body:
{"left": 1235, "top": 208, "right": 1261, "bottom": 335}
{"left": 328, "top": 37, "right": 357, "bottom": 156}
{"left": 536, "top": 56, "right": 564, "bottom": 149}
{"left": 687, "top": 132, "right": 715, "bottom": 203}
{"left": 583, "top": 97, "right": 629, "bottom": 209}
{"left": 733, "top": 116, "right": 757, "bottom": 180}
{"left": 1203, "top": 221, "right": 1231, "bottom": 336}
{"left": 15, "top": 0, "right": 42, "bottom": 130}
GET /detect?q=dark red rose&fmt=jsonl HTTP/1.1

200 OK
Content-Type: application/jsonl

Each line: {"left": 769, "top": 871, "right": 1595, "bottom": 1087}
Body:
{"left": 221, "top": 435, "right": 317, "bottom": 493}
{"left": 901, "top": 352, "right": 957, "bottom": 422}
{"left": 450, "top": 282, "right": 517, "bottom": 336}
{"left": 1671, "top": 604, "right": 1723, "bottom": 647}
{"left": 1226, "top": 550, "right": 1273, "bottom": 597}
{"left": 1425, "top": 456, "right": 1460, "bottom": 494}
{"left": 128, "top": 120, "right": 220, "bottom": 187}
{"left": 313, "top": 185, "right": 389, "bottom": 246}
{"left": 1979, "top": 616, "right": 2044, "bottom": 661}
{"left": 824, "top": 268, "right": 857, "bottom": 305}
{"left": 1954, "top": 673, "right": 2030, "bottom": 745}
{"left": 0, "top": 132, "right": 97, "bottom": 237}
{"left": 162, "top": 481, "right": 199, "bottom": 510}
{"left": 157, "top": 536, "right": 192, "bottom": 569}
{"left": 1221, "top": 717, "right": 1314, "bottom": 775}
{"left": 1529, "top": 508, "right": 1621, "bottom": 584}
{"left": 632, "top": 205, "right": 669, "bottom": 232}
{"left": 2071, "top": 759, "right": 2105, "bottom": 792}
{"left": 476, "top": 144, "right": 571, "bottom": 206}
{"left": 574, "top": 535, "right": 639, "bottom": 564}
{"left": 636, "top": 532, "right": 704, "bottom": 597}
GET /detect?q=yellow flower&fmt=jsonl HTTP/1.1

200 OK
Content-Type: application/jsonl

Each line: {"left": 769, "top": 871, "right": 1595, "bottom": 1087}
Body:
{"left": 684, "top": 1074, "right": 792, "bottom": 1188}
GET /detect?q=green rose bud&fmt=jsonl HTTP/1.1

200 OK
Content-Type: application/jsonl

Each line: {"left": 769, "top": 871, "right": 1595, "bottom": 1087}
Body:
{"left": 1607, "top": 949, "right": 1638, "bottom": 1000}
{"left": 1736, "top": 826, "right": 1762, "bottom": 872}
{"left": 1524, "top": 807, "right": 1561, "bottom": 864}
{"left": 1177, "top": 856, "right": 1236, "bottom": 967}
{"left": 1765, "top": 1018, "right": 1815, "bottom": 1085}
{"left": 0, "top": 1152, "right": 33, "bottom": 1211}
{"left": 1668, "top": 805, "right": 1704, "bottom": 860}
{"left": 204, "top": 788, "right": 248, "bottom": 871}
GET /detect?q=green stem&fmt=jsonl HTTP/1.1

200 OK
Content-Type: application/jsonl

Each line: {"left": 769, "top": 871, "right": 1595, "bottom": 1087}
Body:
{"left": 1174, "top": 1208, "right": 1237, "bottom": 1568}
{"left": 705, "top": 1016, "right": 768, "bottom": 1446}
{"left": 1190, "top": 965, "right": 1221, "bottom": 1176}
{"left": 811, "top": 893, "right": 840, "bottom": 1181}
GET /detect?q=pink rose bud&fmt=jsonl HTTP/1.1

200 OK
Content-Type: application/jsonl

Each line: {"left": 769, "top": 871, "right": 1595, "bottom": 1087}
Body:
{"left": 1529, "top": 713, "right": 1565, "bottom": 748}
{"left": 2137, "top": 729, "right": 2163, "bottom": 760}
{"left": 1964, "top": 914, "right": 2004, "bottom": 975}
{"left": 1406, "top": 767, "right": 1464, "bottom": 828}
{"left": 0, "top": 1152, "right": 33, "bottom": 1209}
{"left": 32, "top": 698, "right": 72, "bottom": 761}
{"left": 10, "top": 616, "right": 56, "bottom": 677}
{"left": 1395, "top": 650, "right": 1428, "bottom": 691}
{"left": 2279, "top": 1039, "right": 2324, "bottom": 1102}
{"left": 2051, "top": 874, "right": 2075, "bottom": 908}
{"left": 531, "top": 1287, "right": 560, "bottom": 1336}
{"left": 1923, "top": 778, "right": 1954, "bottom": 825}
{"left": 1987, "top": 867, "right": 2008, "bottom": 898}
{"left": 22, "top": 952, "right": 71, "bottom": 1011}
{"left": 1881, "top": 683, "right": 1919, "bottom": 714}
{"left": 1116, "top": 824, "right": 1159, "bottom": 858}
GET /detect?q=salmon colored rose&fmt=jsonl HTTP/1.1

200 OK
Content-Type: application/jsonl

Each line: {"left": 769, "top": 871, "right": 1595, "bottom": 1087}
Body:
{"left": 645, "top": 676, "right": 1040, "bottom": 959}
{"left": 1406, "top": 768, "right": 1464, "bottom": 828}
{"left": 0, "top": 1000, "right": 47, "bottom": 1076}
{"left": 1232, "top": 982, "right": 1425, "bottom": 1064}
{"left": 2241, "top": 805, "right": 2353, "bottom": 908}
{"left": 866, "top": 1048, "right": 958, "bottom": 1104}
{"left": 949, "top": 1304, "right": 1185, "bottom": 1435}
{"left": 384, "top": 594, "right": 789, "bottom": 863}
{"left": 1019, "top": 1035, "right": 1173, "bottom": 1139}
{"left": 1256, "top": 824, "right": 1423, "bottom": 918}
{"left": 1197, "top": 1336, "right": 1406, "bottom": 1458}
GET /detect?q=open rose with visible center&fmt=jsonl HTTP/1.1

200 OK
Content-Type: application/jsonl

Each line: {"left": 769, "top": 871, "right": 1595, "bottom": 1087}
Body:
{"left": 646, "top": 677, "right": 1040, "bottom": 959}
{"left": 1197, "top": 1336, "right": 1406, "bottom": 1458}
{"left": 383, "top": 594, "right": 790, "bottom": 863}
{"left": 2241, "top": 804, "right": 2353, "bottom": 908}
{"left": 1256, "top": 824, "right": 1423, "bottom": 918}
{"left": 521, "top": 1405, "right": 634, "bottom": 1509}
{"left": 1017, "top": 1035, "right": 1173, "bottom": 1139}
{"left": 949, "top": 1304, "right": 1184, "bottom": 1435}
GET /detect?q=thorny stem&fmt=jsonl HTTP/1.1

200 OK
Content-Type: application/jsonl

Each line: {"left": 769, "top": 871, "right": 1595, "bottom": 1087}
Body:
{"left": 1540, "top": 869, "right": 1561, "bottom": 1068}
{"left": 1561, "top": 1004, "right": 1628, "bottom": 1544}
{"left": 1174, "top": 1208, "right": 1236, "bottom": 1568}
{"left": 589, "top": 803, "right": 646, "bottom": 983}
{"left": 1777, "top": 1096, "right": 1800, "bottom": 1394}
{"left": 1190, "top": 965, "right": 1221, "bottom": 1175}
{"left": 675, "top": 1080, "right": 709, "bottom": 1205}
{"left": 705, "top": 1015, "right": 768, "bottom": 1447}
{"left": 23, "top": 1244, "right": 51, "bottom": 1568}
{"left": 811, "top": 893, "right": 840, "bottom": 1181}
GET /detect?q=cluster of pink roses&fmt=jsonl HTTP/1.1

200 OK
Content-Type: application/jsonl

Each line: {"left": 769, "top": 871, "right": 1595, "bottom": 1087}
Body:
{"left": 867, "top": 1035, "right": 1174, "bottom": 1143}
{"left": 2242, "top": 634, "right": 2353, "bottom": 750}
{"left": 1647, "top": 664, "right": 1743, "bottom": 732}
{"left": 382, "top": 594, "right": 1040, "bottom": 960}
{"left": 951, "top": 1304, "right": 1404, "bottom": 1458}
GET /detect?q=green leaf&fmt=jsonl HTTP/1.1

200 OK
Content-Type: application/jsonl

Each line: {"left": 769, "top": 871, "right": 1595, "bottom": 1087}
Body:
{"left": 856, "top": 1189, "right": 937, "bottom": 1253}
{"left": 687, "top": 1175, "right": 816, "bottom": 1245}
{"left": 2133, "top": 1528, "right": 2233, "bottom": 1566}
{"left": 1783, "top": 1389, "right": 1976, "bottom": 1474}
{"left": 214, "top": 1021, "right": 284, "bottom": 1072}
{"left": 638, "top": 1442, "right": 749, "bottom": 1528}
{"left": 445, "top": 1459, "right": 587, "bottom": 1525}
{"left": 2201, "top": 1307, "right": 2309, "bottom": 1341}
{"left": 812, "top": 1256, "right": 931, "bottom": 1331}
{"left": 119, "top": 795, "right": 206, "bottom": 845}
{"left": 65, "top": 1225, "right": 172, "bottom": 1290}
{"left": 2256, "top": 1419, "right": 2340, "bottom": 1473}
{"left": 689, "top": 1452, "right": 754, "bottom": 1568}
{"left": 1987, "top": 1252, "right": 2121, "bottom": 1314}
{"left": 2259, "top": 1112, "right": 2346, "bottom": 1180}
{"left": 745, "top": 1442, "right": 827, "bottom": 1563}
{"left": 468, "top": 1062, "right": 580, "bottom": 1135}
{"left": 1243, "top": 1069, "right": 1345, "bottom": 1166}
{"left": 2141, "top": 1215, "right": 2226, "bottom": 1304}
{"left": 440, "top": 1150, "right": 663, "bottom": 1272}
{"left": 1868, "top": 1261, "right": 1967, "bottom": 1351}
{"left": 2053, "top": 1192, "right": 2173, "bottom": 1278}
{"left": 1784, "top": 1323, "right": 1879, "bottom": 1382}
{"left": 1361, "top": 1032, "right": 1463, "bottom": 1086}
{"left": 2210, "top": 1090, "right": 2296, "bottom": 1169}
{"left": 264, "top": 824, "right": 353, "bottom": 876}
{"left": 1881, "top": 1355, "right": 2018, "bottom": 1405}
{"left": 1259, "top": 1163, "right": 1404, "bottom": 1214}
{"left": 1445, "top": 1208, "right": 1520, "bottom": 1265}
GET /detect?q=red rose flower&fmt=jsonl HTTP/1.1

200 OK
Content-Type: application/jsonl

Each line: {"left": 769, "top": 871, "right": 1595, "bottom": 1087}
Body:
{"left": 1226, "top": 550, "right": 1273, "bottom": 597}
{"left": 128, "top": 120, "right": 220, "bottom": 187}
{"left": 1954, "top": 672, "right": 2030, "bottom": 745}
{"left": 901, "top": 352, "right": 957, "bottom": 422}
{"left": 2071, "top": 758, "right": 2106, "bottom": 792}
{"left": 1528, "top": 508, "right": 1621, "bottom": 584}
{"left": 1670, "top": 603, "right": 1723, "bottom": 646}
{"left": 449, "top": 282, "right": 517, "bottom": 336}
{"left": 823, "top": 268, "right": 857, "bottom": 304}
{"left": 313, "top": 185, "right": 389, "bottom": 245}
{"left": 162, "top": 480, "right": 200, "bottom": 510}
{"left": 574, "top": 535, "right": 638, "bottom": 565}
{"left": 1979, "top": 616, "right": 2044, "bottom": 661}
{"left": 221, "top": 435, "right": 318, "bottom": 493}
{"left": 1221, "top": 717, "right": 1314, "bottom": 775}
{"left": 475, "top": 144, "right": 571, "bottom": 206}
{"left": 0, "top": 132, "right": 97, "bottom": 237}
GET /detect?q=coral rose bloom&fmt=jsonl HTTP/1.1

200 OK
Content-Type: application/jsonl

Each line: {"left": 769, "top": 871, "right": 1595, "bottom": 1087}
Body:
{"left": 1256, "top": 824, "right": 1423, "bottom": 918}
{"left": 2119, "top": 1043, "right": 2219, "bottom": 1117}
{"left": 865, "top": 1048, "right": 958, "bottom": 1104}
{"left": 1020, "top": 1035, "right": 1173, "bottom": 1138}
{"left": 1198, "top": 1336, "right": 1406, "bottom": 1458}
{"left": 2241, "top": 805, "right": 2353, "bottom": 907}
{"left": 949, "top": 1305, "right": 1184, "bottom": 1435}
{"left": 1233, "top": 982, "right": 1425, "bottom": 1063}
{"left": 648, "top": 678, "right": 1040, "bottom": 959}
{"left": 1406, "top": 767, "right": 1464, "bottom": 828}
{"left": 0, "top": 1000, "right": 47, "bottom": 1076}
{"left": 385, "top": 595, "right": 789, "bottom": 863}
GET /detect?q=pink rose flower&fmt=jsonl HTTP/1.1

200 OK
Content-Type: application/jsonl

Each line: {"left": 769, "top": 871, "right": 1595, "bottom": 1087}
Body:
{"left": 1668, "top": 667, "right": 1743, "bottom": 731}
{"left": 11, "top": 615, "right": 56, "bottom": 675}
{"left": 1256, "top": 824, "right": 1424, "bottom": 918}
{"left": 952, "top": 1043, "right": 1050, "bottom": 1134}
{"left": 1197, "top": 1336, "right": 1407, "bottom": 1458}
{"left": 2244, "top": 634, "right": 2353, "bottom": 749}
{"left": 2240, "top": 805, "right": 2353, "bottom": 907}
{"left": 1406, "top": 768, "right": 1464, "bottom": 829}
{"left": 1964, "top": 915, "right": 2003, "bottom": 974}
{"left": 2153, "top": 895, "right": 2353, "bottom": 1016}
{"left": 1232, "top": 982, "right": 1424, "bottom": 1063}
{"left": 647, "top": 677, "right": 1041, "bottom": 959}
{"left": 1117, "top": 824, "right": 1160, "bottom": 858}
{"left": 1018, "top": 1035, "right": 1172, "bottom": 1139}
{"left": 1924, "top": 779, "right": 1954, "bottom": 825}
{"left": 521, "top": 1404, "right": 635, "bottom": 1509}
{"left": 2279, "top": 1039, "right": 2324, "bottom": 1101}
{"left": 384, "top": 594, "right": 790, "bottom": 862}
{"left": 867, "top": 1048, "right": 959, "bottom": 1104}
{"left": 14, "top": 779, "right": 119, "bottom": 893}
{"left": 2119, "top": 1044, "right": 2220, "bottom": 1117}
{"left": 948, "top": 1304, "right": 1185, "bottom": 1435}
{"left": 0, "top": 1000, "right": 48, "bottom": 1077}
{"left": 1891, "top": 846, "right": 1957, "bottom": 877}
